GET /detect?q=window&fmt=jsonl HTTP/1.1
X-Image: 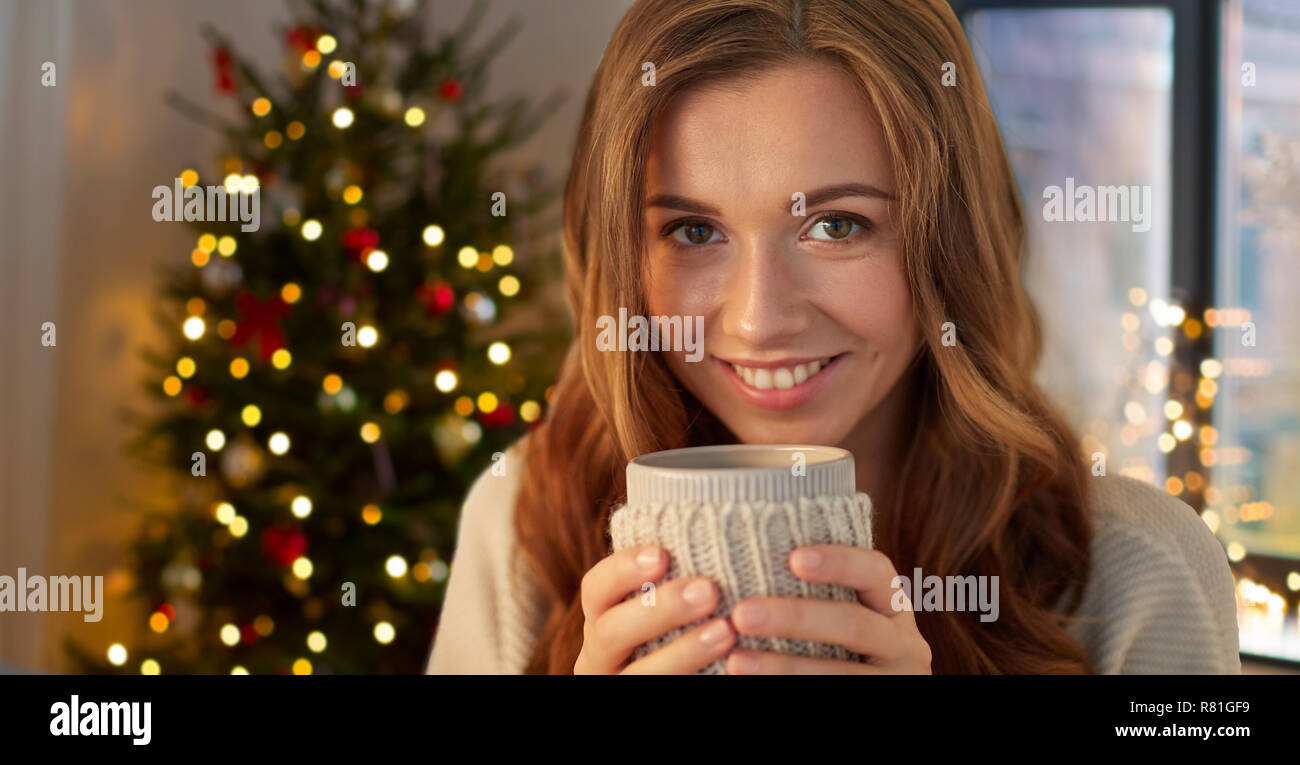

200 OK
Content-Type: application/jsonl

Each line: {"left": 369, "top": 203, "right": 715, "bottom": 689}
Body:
{"left": 958, "top": 0, "right": 1300, "bottom": 665}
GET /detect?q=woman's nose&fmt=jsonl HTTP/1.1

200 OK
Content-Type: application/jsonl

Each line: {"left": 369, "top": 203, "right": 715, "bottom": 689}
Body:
{"left": 719, "top": 240, "right": 813, "bottom": 347}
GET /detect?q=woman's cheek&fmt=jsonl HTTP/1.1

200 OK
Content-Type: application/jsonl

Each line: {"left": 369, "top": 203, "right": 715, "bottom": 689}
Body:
{"left": 646, "top": 256, "right": 727, "bottom": 318}
{"left": 812, "top": 253, "right": 915, "bottom": 347}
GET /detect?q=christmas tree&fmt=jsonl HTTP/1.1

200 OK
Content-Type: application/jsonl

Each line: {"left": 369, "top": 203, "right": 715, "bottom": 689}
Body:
{"left": 68, "top": 0, "right": 569, "bottom": 674}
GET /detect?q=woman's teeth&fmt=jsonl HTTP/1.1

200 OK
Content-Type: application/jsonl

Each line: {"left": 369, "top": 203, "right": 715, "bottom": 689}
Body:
{"left": 730, "top": 358, "right": 833, "bottom": 390}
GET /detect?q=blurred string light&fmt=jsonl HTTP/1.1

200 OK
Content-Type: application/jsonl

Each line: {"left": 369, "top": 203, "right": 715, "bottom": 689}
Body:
{"left": 182, "top": 316, "right": 205, "bottom": 340}
{"left": 269, "top": 432, "right": 291, "bottom": 455}
{"left": 487, "top": 342, "right": 511, "bottom": 365}
{"left": 307, "top": 631, "right": 327, "bottom": 653}
{"left": 385, "top": 555, "right": 407, "bottom": 578}
{"left": 214, "top": 502, "right": 236, "bottom": 524}
{"left": 434, "top": 370, "right": 458, "bottom": 393}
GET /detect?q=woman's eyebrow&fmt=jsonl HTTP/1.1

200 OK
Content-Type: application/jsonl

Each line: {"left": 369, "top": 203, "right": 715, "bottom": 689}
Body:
{"left": 646, "top": 182, "right": 895, "bottom": 216}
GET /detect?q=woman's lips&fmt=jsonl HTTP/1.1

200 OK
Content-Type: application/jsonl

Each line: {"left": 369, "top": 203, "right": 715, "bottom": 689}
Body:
{"left": 716, "top": 353, "right": 846, "bottom": 410}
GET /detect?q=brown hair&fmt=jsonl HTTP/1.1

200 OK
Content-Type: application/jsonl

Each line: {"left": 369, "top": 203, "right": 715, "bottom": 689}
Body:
{"left": 516, "top": 0, "right": 1092, "bottom": 673}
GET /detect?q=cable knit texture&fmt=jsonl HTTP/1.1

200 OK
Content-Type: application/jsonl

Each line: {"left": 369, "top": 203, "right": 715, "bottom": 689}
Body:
{"left": 426, "top": 439, "right": 1241, "bottom": 674}
{"left": 609, "top": 493, "right": 873, "bottom": 674}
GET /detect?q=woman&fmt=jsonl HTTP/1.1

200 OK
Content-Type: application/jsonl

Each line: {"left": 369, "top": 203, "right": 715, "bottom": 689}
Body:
{"left": 427, "top": 0, "right": 1240, "bottom": 674}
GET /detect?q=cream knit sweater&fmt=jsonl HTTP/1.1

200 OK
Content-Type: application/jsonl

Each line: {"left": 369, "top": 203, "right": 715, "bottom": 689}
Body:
{"left": 425, "top": 439, "right": 1242, "bottom": 674}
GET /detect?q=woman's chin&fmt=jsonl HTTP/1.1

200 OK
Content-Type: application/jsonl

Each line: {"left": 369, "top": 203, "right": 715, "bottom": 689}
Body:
{"left": 721, "top": 421, "right": 847, "bottom": 447}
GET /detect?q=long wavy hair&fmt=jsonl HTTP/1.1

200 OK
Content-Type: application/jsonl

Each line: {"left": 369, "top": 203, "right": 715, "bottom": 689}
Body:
{"left": 515, "top": 0, "right": 1093, "bottom": 673}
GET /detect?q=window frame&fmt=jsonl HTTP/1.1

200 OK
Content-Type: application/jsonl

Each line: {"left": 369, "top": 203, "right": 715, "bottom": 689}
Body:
{"left": 949, "top": 0, "right": 1222, "bottom": 513}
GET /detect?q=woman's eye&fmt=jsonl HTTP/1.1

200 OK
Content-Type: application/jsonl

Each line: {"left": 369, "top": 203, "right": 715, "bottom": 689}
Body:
{"left": 807, "top": 214, "right": 866, "bottom": 242}
{"left": 669, "top": 221, "right": 722, "bottom": 246}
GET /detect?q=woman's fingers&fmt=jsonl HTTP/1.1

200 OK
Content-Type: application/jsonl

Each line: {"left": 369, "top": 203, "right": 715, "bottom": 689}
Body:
{"left": 596, "top": 575, "right": 721, "bottom": 668}
{"left": 575, "top": 546, "right": 668, "bottom": 673}
{"left": 789, "top": 545, "right": 914, "bottom": 623}
{"left": 580, "top": 545, "right": 666, "bottom": 623}
{"left": 725, "top": 650, "right": 884, "bottom": 675}
{"left": 730, "top": 595, "right": 899, "bottom": 660}
{"left": 620, "top": 618, "right": 736, "bottom": 674}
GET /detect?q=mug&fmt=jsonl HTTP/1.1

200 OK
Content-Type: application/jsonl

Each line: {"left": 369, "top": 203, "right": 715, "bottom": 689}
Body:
{"left": 608, "top": 444, "right": 873, "bottom": 674}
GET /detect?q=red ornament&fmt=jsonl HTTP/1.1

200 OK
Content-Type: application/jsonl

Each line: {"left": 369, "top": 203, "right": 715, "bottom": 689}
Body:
{"left": 341, "top": 228, "right": 380, "bottom": 265}
{"left": 438, "top": 78, "right": 463, "bottom": 102}
{"left": 285, "top": 25, "right": 316, "bottom": 53}
{"left": 185, "top": 384, "right": 208, "bottom": 407}
{"left": 261, "top": 525, "right": 308, "bottom": 567}
{"left": 240, "top": 624, "right": 259, "bottom": 645}
{"left": 213, "top": 46, "right": 236, "bottom": 94}
{"left": 157, "top": 603, "right": 176, "bottom": 622}
{"left": 416, "top": 281, "right": 455, "bottom": 316}
{"left": 478, "top": 401, "right": 515, "bottom": 428}
{"left": 230, "top": 291, "right": 290, "bottom": 362}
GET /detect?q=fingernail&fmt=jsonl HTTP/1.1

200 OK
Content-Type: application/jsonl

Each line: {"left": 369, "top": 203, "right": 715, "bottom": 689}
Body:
{"left": 730, "top": 653, "right": 759, "bottom": 674}
{"left": 682, "top": 579, "right": 713, "bottom": 606}
{"left": 793, "top": 549, "right": 821, "bottom": 570}
{"left": 637, "top": 547, "right": 661, "bottom": 571}
{"left": 733, "top": 602, "right": 765, "bottom": 630}
{"left": 699, "top": 619, "right": 730, "bottom": 645}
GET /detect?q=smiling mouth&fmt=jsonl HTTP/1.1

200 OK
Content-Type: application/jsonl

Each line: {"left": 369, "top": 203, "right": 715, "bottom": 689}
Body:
{"left": 725, "top": 353, "right": 846, "bottom": 391}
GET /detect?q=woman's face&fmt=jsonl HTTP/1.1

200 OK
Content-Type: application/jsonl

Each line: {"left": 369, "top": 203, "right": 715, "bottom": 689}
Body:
{"left": 644, "top": 60, "right": 920, "bottom": 448}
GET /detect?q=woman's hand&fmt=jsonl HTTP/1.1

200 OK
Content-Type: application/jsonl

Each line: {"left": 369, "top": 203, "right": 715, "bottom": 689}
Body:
{"left": 574, "top": 545, "right": 736, "bottom": 674}
{"left": 724, "top": 546, "right": 933, "bottom": 674}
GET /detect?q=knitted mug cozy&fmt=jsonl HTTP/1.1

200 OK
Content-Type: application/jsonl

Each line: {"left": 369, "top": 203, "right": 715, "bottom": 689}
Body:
{"left": 608, "top": 445, "right": 873, "bottom": 674}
